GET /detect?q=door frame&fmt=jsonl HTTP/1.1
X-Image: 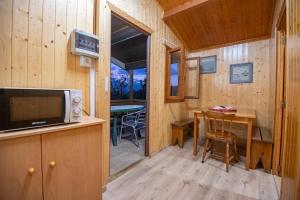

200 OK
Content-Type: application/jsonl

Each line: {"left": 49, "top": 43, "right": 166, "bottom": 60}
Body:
{"left": 108, "top": 2, "right": 152, "bottom": 169}
{"left": 272, "top": 2, "right": 286, "bottom": 176}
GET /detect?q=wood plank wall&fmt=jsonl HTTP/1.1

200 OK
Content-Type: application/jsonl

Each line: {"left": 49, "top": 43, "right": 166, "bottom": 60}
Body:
{"left": 96, "top": 0, "right": 188, "bottom": 184}
{"left": 0, "top": 0, "right": 94, "bottom": 113}
{"left": 185, "top": 40, "right": 272, "bottom": 141}
{"left": 279, "top": 0, "right": 300, "bottom": 199}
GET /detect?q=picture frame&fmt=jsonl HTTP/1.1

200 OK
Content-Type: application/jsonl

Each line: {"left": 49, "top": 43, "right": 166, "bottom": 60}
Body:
{"left": 199, "top": 55, "right": 217, "bottom": 74}
{"left": 230, "top": 62, "right": 253, "bottom": 84}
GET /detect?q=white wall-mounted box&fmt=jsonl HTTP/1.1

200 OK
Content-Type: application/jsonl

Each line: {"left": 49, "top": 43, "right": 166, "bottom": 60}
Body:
{"left": 71, "top": 29, "right": 99, "bottom": 58}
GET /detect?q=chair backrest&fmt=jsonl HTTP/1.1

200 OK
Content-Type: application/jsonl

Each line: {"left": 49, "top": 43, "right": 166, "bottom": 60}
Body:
{"left": 203, "top": 111, "right": 235, "bottom": 135}
{"left": 137, "top": 109, "right": 147, "bottom": 124}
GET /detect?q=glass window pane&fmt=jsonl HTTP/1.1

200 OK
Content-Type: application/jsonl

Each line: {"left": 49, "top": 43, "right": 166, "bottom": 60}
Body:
{"left": 170, "top": 51, "right": 180, "bottom": 96}
{"left": 133, "top": 68, "right": 147, "bottom": 100}
{"left": 110, "top": 63, "right": 130, "bottom": 100}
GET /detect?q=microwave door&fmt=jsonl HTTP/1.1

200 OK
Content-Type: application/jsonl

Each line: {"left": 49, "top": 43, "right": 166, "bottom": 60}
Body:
{"left": 0, "top": 89, "right": 66, "bottom": 132}
{"left": 64, "top": 90, "right": 70, "bottom": 123}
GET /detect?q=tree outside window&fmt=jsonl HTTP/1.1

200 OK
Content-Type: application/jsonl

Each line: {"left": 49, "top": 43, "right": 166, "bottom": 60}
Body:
{"left": 111, "top": 63, "right": 147, "bottom": 101}
{"left": 111, "top": 63, "right": 130, "bottom": 100}
{"left": 133, "top": 68, "right": 147, "bottom": 100}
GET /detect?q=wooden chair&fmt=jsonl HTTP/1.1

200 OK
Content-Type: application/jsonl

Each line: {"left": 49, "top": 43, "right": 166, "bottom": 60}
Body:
{"left": 201, "top": 111, "right": 239, "bottom": 172}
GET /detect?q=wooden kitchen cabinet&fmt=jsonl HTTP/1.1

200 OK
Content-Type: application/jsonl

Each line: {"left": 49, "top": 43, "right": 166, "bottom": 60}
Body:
{"left": 42, "top": 125, "right": 102, "bottom": 200}
{"left": 0, "top": 135, "right": 43, "bottom": 200}
{"left": 0, "top": 117, "right": 104, "bottom": 200}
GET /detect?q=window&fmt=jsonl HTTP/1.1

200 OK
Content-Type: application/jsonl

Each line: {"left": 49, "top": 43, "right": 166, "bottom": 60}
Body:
{"left": 133, "top": 68, "right": 147, "bottom": 100}
{"left": 110, "top": 63, "right": 130, "bottom": 100}
{"left": 165, "top": 47, "right": 185, "bottom": 103}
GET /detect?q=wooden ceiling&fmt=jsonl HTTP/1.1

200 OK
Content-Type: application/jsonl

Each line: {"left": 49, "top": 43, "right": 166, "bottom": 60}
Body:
{"left": 111, "top": 14, "right": 143, "bottom": 45}
{"left": 157, "top": 0, "right": 276, "bottom": 51}
{"left": 157, "top": 0, "right": 191, "bottom": 10}
{"left": 111, "top": 14, "right": 148, "bottom": 68}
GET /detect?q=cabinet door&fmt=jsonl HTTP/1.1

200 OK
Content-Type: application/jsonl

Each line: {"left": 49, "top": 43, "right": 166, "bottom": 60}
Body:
{"left": 42, "top": 125, "right": 102, "bottom": 200}
{"left": 0, "top": 136, "right": 43, "bottom": 200}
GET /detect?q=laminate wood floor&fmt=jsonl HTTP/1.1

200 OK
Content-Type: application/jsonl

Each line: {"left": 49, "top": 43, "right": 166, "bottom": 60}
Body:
{"left": 104, "top": 139, "right": 280, "bottom": 200}
{"left": 110, "top": 134, "right": 145, "bottom": 176}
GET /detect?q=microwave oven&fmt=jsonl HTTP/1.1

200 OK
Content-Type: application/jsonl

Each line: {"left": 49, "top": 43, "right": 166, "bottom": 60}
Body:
{"left": 0, "top": 88, "right": 83, "bottom": 133}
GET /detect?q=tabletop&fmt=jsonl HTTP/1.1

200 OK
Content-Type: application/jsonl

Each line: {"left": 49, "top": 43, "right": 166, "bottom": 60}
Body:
{"left": 192, "top": 107, "right": 256, "bottom": 119}
{"left": 110, "top": 105, "right": 144, "bottom": 113}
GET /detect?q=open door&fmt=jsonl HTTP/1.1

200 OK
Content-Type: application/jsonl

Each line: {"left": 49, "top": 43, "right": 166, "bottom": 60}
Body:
{"left": 273, "top": 4, "right": 286, "bottom": 176}
{"left": 109, "top": 13, "right": 150, "bottom": 177}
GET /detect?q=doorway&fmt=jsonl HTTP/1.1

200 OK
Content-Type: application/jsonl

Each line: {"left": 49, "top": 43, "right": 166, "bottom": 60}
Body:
{"left": 273, "top": 4, "right": 286, "bottom": 176}
{"left": 109, "top": 13, "right": 150, "bottom": 176}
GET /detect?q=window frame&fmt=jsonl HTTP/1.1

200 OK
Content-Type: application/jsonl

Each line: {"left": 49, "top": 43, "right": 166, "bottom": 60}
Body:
{"left": 165, "top": 47, "right": 185, "bottom": 103}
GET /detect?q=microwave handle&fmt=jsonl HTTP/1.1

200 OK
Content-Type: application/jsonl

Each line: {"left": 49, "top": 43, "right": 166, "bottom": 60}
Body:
{"left": 64, "top": 91, "right": 71, "bottom": 123}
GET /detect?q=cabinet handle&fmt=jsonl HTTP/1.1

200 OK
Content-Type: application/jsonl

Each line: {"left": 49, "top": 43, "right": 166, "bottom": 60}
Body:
{"left": 49, "top": 161, "right": 56, "bottom": 168}
{"left": 28, "top": 167, "right": 35, "bottom": 175}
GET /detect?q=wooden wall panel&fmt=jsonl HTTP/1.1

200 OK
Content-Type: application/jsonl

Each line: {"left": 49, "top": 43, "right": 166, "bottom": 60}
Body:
{"left": 12, "top": 0, "right": 29, "bottom": 87}
{"left": 0, "top": 0, "right": 13, "bottom": 86}
{"left": 0, "top": 0, "right": 94, "bottom": 113}
{"left": 280, "top": 0, "right": 300, "bottom": 199}
{"left": 96, "top": 0, "right": 188, "bottom": 184}
{"left": 66, "top": 0, "right": 78, "bottom": 90}
{"left": 185, "top": 40, "right": 272, "bottom": 140}
{"left": 28, "top": 0, "right": 43, "bottom": 87}
{"left": 54, "top": 0, "right": 68, "bottom": 88}
{"left": 41, "top": 0, "right": 56, "bottom": 88}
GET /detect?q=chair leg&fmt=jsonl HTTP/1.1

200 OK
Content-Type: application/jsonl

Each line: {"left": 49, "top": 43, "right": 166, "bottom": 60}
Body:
{"left": 119, "top": 125, "right": 123, "bottom": 142}
{"left": 211, "top": 140, "right": 215, "bottom": 155}
{"left": 226, "top": 143, "right": 230, "bottom": 172}
{"left": 202, "top": 139, "right": 209, "bottom": 163}
{"left": 133, "top": 128, "right": 139, "bottom": 148}
{"left": 234, "top": 139, "right": 239, "bottom": 162}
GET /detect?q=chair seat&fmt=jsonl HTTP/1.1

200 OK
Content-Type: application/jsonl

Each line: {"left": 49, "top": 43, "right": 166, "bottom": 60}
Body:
{"left": 123, "top": 121, "right": 145, "bottom": 129}
{"left": 122, "top": 120, "right": 136, "bottom": 127}
{"left": 206, "top": 131, "right": 237, "bottom": 143}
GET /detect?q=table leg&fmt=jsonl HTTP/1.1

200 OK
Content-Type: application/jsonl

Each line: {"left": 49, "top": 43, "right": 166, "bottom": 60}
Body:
{"left": 112, "top": 116, "right": 118, "bottom": 146}
{"left": 246, "top": 118, "right": 253, "bottom": 170}
{"left": 193, "top": 113, "right": 198, "bottom": 156}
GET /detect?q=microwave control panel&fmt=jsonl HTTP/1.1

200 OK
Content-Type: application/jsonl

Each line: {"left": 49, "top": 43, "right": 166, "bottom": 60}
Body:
{"left": 70, "top": 90, "right": 82, "bottom": 122}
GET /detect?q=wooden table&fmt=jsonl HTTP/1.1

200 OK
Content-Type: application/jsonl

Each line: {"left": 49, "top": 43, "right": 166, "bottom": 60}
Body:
{"left": 193, "top": 108, "right": 256, "bottom": 170}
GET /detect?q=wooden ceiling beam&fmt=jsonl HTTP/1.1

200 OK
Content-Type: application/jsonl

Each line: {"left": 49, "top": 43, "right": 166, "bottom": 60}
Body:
{"left": 163, "top": 0, "right": 208, "bottom": 19}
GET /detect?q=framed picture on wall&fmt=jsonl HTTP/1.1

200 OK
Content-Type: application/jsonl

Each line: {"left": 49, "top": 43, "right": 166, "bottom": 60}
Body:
{"left": 199, "top": 55, "right": 217, "bottom": 74}
{"left": 230, "top": 62, "right": 253, "bottom": 84}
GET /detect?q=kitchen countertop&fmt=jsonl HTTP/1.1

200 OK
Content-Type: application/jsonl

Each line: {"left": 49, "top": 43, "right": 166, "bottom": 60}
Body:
{"left": 0, "top": 116, "right": 106, "bottom": 141}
